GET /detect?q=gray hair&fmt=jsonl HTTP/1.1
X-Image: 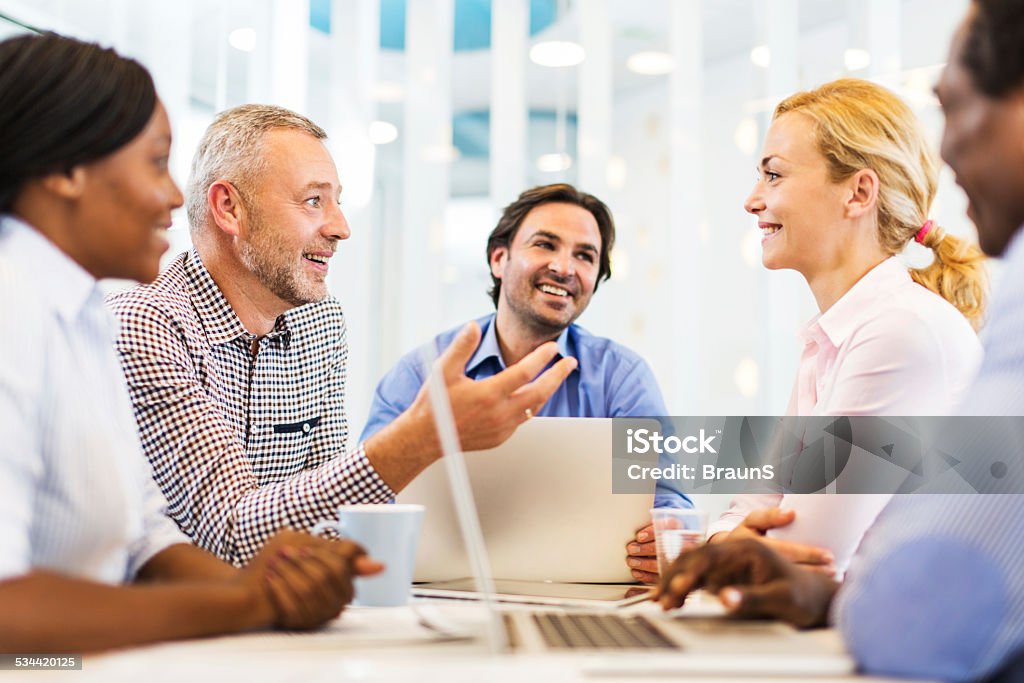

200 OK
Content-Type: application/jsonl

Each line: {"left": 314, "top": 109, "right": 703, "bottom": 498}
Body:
{"left": 185, "top": 104, "right": 327, "bottom": 233}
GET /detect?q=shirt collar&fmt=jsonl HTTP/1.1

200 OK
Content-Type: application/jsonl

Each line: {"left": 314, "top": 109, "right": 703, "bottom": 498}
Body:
{"left": 804, "top": 257, "right": 911, "bottom": 348}
{"left": 183, "top": 249, "right": 291, "bottom": 346}
{"left": 0, "top": 215, "right": 100, "bottom": 325}
{"left": 466, "top": 312, "right": 571, "bottom": 373}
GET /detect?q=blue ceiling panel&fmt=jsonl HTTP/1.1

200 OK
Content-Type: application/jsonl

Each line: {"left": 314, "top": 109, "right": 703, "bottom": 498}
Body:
{"left": 373, "top": 0, "right": 557, "bottom": 52}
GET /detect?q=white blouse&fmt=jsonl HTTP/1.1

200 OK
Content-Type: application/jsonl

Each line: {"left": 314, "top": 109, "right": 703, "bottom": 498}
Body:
{"left": 0, "top": 216, "right": 186, "bottom": 584}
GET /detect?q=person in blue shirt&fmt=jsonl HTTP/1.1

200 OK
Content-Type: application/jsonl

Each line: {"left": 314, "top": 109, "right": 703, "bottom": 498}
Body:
{"left": 360, "top": 183, "right": 691, "bottom": 583}
{"left": 656, "top": 2, "right": 1024, "bottom": 681}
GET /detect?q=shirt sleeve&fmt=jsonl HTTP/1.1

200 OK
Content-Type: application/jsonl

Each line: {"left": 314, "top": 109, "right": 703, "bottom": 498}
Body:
{"left": 705, "top": 493, "right": 784, "bottom": 538}
{"left": 834, "top": 495, "right": 1024, "bottom": 682}
{"left": 359, "top": 350, "right": 426, "bottom": 443}
{"left": 0, "top": 282, "right": 44, "bottom": 581}
{"left": 124, "top": 462, "right": 192, "bottom": 579}
{"left": 112, "top": 298, "right": 394, "bottom": 566}
{"left": 606, "top": 355, "right": 694, "bottom": 510}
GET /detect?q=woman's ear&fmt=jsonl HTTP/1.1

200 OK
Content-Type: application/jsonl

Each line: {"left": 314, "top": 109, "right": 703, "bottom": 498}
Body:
{"left": 845, "top": 168, "right": 880, "bottom": 219}
{"left": 38, "top": 166, "right": 88, "bottom": 200}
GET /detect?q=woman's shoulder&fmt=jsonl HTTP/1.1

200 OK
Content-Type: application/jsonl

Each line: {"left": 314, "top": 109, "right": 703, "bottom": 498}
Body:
{"left": 876, "top": 279, "right": 980, "bottom": 343}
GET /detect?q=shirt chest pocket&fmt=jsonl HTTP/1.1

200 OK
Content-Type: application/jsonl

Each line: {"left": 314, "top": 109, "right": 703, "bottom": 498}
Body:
{"left": 249, "top": 415, "right": 322, "bottom": 484}
{"left": 272, "top": 416, "right": 322, "bottom": 436}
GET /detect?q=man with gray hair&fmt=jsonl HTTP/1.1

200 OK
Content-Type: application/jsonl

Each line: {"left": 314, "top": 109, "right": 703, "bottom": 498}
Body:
{"left": 108, "top": 104, "right": 575, "bottom": 565}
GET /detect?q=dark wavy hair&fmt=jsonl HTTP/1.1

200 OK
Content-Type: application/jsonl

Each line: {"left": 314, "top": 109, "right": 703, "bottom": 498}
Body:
{"left": 485, "top": 183, "right": 615, "bottom": 307}
{"left": 962, "top": 0, "right": 1024, "bottom": 97}
{"left": 0, "top": 33, "right": 157, "bottom": 212}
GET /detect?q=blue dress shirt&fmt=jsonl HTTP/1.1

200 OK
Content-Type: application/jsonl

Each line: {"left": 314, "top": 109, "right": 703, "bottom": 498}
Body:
{"left": 360, "top": 313, "right": 691, "bottom": 508}
{"left": 833, "top": 229, "right": 1024, "bottom": 682}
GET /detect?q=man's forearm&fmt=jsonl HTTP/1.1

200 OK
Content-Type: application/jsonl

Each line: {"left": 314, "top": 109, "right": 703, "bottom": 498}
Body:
{"left": 362, "top": 405, "right": 442, "bottom": 492}
{"left": 0, "top": 570, "right": 272, "bottom": 653}
{"left": 135, "top": 543, "right": 238, "bottom": 583}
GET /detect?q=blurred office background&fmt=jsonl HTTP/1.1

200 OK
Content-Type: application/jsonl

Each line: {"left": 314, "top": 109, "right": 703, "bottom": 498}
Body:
{"left": 0, "top": 0, "right": 974, "bottom": 433}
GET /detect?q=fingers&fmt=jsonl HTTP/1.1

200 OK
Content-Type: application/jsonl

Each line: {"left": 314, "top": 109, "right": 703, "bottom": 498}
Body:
{"left": 761, "top": 537, "right": 834, "bottom": 567}
{"left": 627, "top": 556, "right": 658, "bottom": 575}
{"left": 656, "top": 538, "right": 790, "bottom": 610}
{"left": 658, "top": 565, "right": 702, "bottom": 609}
{"left": 627, "top": 541, "right": 657, "bottom": 558}
{"left": 719, "top": 575, "right": 833, "bottom": 629}
{"left": 354, "top": 555, "right": 385, "bottom": 576}
{"left": 741, "top": 507, "right": 796, "bottom": 533}
{"left": 800, "top": 562, "right": 837, "bottom": 578}
{"left": 627, "top": 527, "right": 659, "bottom": 584}
{"left": 257, "top": 533, "right": 371, "bottom": 630}
{"left": 718, "top": 580, "right": 795, "bottom": 622}
{"left": 437, "top": 323, "right": 483, "bottom": 383}
{"left": 485, "top": 341, "right": 559, "bottom": 393}
{"left": 266, "top": 549, "right": 321, "bottom": 629}
{"left": 631, "top": 569, "right": 660, "bottom": 584}
{"left": 487, "top": 342, "right": 578, "bottom": 398}
{"left": 656, "top": 548, "right": 712, "bottom": 609}
{"left": 508, "top": 356, "right": 578, "bottom": 414}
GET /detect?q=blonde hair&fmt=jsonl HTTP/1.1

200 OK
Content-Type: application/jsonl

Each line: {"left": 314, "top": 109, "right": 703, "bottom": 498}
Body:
{"left": 185, "top": 104, "right": 327, "bottom": 234}
{"left": 774, "top": 78, "right": 987, "bottom": 330}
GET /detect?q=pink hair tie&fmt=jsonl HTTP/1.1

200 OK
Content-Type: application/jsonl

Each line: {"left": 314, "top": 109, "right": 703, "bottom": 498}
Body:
{"left": 915, "top": 220, "right": 934, "bottom": 245}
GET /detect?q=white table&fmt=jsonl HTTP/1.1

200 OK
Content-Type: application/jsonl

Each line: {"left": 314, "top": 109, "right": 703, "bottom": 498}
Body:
{"left": 4, "top": 599, "right": 932, "bottom": 683}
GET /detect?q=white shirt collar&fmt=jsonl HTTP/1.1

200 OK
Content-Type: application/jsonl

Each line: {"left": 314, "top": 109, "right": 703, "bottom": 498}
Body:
{"left": 806, "top": 257, "right": 910, "bottom": 348}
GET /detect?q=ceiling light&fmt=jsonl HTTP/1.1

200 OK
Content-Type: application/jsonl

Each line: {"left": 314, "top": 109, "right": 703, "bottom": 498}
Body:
{"left": 368, "top": 121, "right": 398, "bottom": 145}
{"left": 228, "top": 27, "right": 257, "bottom": 53}
{"left": 626, "top": 51, "right": 674, "bottom": 75}
{"left": 536, "top": 152, "right": 573, "bottom": 172}
{"left": 530, "top": 41, "right": 585, "bottom": 68}
{"left": 844, "top": 48, "right": 871, "bottom": 71}
{"left": 750, "top": 44, "right": 771, "bottom": 68}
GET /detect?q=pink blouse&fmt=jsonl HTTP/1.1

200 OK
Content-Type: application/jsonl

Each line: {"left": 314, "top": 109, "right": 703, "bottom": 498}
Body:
{"left": 708, "top": 258, "right": 983, "bottom": 573}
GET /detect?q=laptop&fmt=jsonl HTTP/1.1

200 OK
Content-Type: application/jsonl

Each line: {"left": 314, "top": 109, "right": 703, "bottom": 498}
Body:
{"left": 412, "top": 347, "right": 856, "bottom": 675}
{"left": 397, "top": 417, "right": 655, "bottom": 588}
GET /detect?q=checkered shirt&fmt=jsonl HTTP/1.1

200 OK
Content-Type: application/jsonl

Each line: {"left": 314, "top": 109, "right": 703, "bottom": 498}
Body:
{"left": 107, "top": 250, "right": 394, "bottom": 565}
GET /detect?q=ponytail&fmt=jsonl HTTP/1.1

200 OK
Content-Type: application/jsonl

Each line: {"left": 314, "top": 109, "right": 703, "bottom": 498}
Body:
{"left": 909, "top": 223, "right": 988, "bottom": 330}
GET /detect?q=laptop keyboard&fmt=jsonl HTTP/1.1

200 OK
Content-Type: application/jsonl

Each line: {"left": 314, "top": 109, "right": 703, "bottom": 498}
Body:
{"left": 516, "top": 613, "right": 677, "bottom": 650}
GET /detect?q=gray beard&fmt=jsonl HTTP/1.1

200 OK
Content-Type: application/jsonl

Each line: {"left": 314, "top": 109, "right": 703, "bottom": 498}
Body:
{"left": 238, "top": 241, "right": 320, "bottom": 308}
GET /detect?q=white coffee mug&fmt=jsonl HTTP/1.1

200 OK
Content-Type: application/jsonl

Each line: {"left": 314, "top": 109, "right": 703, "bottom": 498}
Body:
{"left": 312, "top": 503, "right": 425, "bottom": 607}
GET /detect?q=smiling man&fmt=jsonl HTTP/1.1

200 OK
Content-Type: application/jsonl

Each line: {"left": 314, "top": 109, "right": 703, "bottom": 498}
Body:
{"left": 360, "top": 183, "right": 692, "bottom": 580}
{"left": 107, "top": 106, "right": 576, "bottom": 565}
{"left": 362, "top": 185, "right": 630, "bottom": 430}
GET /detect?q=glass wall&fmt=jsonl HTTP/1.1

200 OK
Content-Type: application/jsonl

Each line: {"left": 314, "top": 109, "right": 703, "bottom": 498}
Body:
{"left": 0, "top": 0, "right": 974, "bottom": 431}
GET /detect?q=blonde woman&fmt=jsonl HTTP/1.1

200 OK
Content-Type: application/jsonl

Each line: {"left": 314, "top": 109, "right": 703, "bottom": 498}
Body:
{"left": 707, "top": 79, "right": 987, "bottom": 576}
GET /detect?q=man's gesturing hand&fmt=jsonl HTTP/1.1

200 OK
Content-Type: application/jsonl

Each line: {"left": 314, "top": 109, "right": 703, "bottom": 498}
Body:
{"left": 426, "top": 322, "right": 578, "bottom": 451}
{"left": 367, "top": 322, "right": 577, "bottom": 492}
